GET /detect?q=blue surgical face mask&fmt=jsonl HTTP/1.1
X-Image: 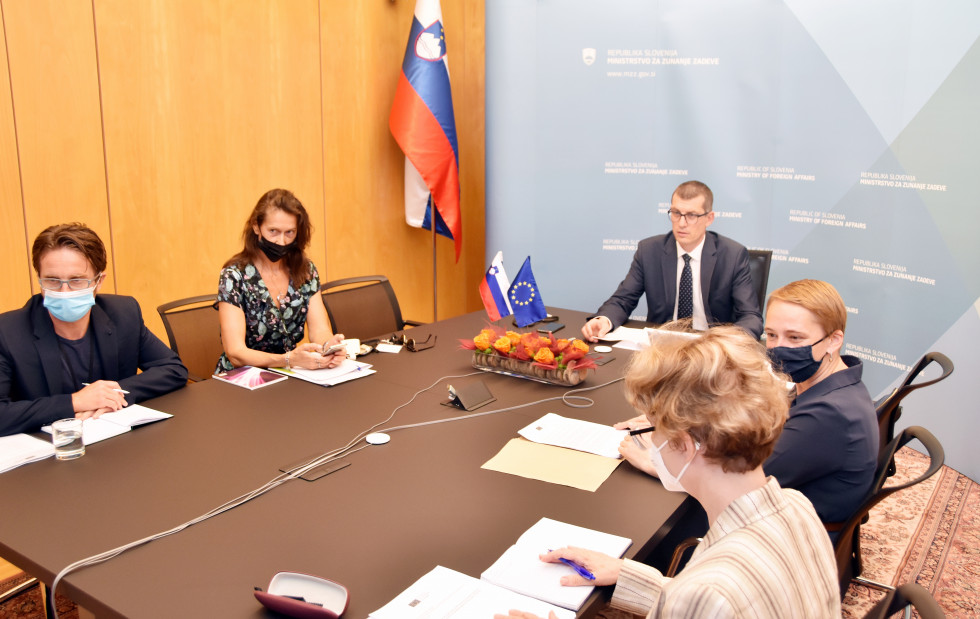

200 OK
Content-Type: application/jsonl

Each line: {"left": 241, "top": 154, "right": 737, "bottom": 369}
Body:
{"left": 43, "top": 287, "right": 96, "bottom": 323}
{"left": 767, "top": 333, "right": 830, "bottom": 383}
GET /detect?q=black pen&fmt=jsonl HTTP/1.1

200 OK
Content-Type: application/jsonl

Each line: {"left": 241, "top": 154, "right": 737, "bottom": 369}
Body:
{"left": 628, "top": 426, "right": 655, "bottom": 436}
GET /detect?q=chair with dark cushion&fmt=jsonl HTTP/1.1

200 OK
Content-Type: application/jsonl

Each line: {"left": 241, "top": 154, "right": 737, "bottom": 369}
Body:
{"left": 833, "top": 426, "right": 944, "bottom": 598}
{"left": 863, "top": 582, "right": 945, "bottom": 619}
{"left": 157, "top": 295, "right": 222, "bottom": 382}
{"left": 320, "top": 276, "right": 422, "bottom": 341}
{"left": 747, "top": 249, "right": 772, "bottom": 312}
{"left": 875, "top": 352, "right": 953, "bottom": 476}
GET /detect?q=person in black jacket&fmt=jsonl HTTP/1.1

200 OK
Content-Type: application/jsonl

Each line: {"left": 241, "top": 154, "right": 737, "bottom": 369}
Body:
{"left": 582, "top": 180, "right": 762, "bottom": 340}
{"left": 0, "top": 223, "right": 187, "bottom": 436}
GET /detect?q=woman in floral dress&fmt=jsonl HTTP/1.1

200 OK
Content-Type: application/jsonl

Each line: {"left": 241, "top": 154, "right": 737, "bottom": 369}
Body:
{"left": 216, "top": 188, "right": 344, "bottom": 372}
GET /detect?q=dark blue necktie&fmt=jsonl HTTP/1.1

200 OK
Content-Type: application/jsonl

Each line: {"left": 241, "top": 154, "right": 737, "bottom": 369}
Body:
{"left": 678, "top": 254, "right": 693, "bottom": 319}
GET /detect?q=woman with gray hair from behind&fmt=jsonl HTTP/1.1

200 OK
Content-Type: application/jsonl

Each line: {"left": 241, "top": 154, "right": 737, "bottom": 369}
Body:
{"left": 495, "top": 325, "right": 840, "bottom": 618}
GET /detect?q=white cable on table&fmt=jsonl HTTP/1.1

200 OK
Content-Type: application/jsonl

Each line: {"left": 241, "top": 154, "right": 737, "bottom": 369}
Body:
{"left": 49, "top": 371, "right": 624, "bottom": 617}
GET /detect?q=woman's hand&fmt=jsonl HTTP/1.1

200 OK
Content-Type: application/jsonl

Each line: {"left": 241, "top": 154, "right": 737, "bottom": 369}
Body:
{"left": 613, "top": 415, "right": 650, "bottom": 431}
{"left": 493, "top": 611, "right": 558, "bottom": 619}
{"left": 291, "top": 343, "right": 344, "bottom": 370}
{"left": 619, "top": 433, "right": 659, "bottom": 477}
{"left": 540, "top": 547, "right": 623, "bottom": 587}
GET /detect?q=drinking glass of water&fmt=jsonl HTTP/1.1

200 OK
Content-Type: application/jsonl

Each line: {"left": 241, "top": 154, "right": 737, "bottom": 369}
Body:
{"left": 51, "top": 418, "right": 85, "bottom": 460}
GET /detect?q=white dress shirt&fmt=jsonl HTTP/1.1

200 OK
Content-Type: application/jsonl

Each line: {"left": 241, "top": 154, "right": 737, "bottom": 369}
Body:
{"left": 673, "top": 238, "right": 708, "bottom": 330}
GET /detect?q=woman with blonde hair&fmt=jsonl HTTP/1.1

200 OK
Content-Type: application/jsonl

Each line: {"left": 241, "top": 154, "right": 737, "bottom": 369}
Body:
{"left": 762, "top": 279, "right": 877, "bottom": 527}
{"left": 497, "top": 326, "right": 840, "bottom": 618}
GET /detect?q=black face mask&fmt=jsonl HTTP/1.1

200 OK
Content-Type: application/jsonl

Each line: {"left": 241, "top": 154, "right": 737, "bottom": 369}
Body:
{"left": 767, "top": 333, "right": 830, "bottom": 383}
{"left": 257, "top": 235, "right": 295, "bottom": 262}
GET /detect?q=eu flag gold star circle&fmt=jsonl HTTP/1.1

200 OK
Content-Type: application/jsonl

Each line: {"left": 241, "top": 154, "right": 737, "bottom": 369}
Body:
{"left": 510, "top": 282, "right": 536, "bottom": 306}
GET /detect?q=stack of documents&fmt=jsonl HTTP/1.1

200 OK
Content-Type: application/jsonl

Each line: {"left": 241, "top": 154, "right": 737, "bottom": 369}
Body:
{"left": 271, "top": 359, "right": 374, "bottom": 386}
{"left": 0, "top": 434, "right": 55, "bottom": 473}
{"left": 41, "top": 404, "right": 173, "bottom": 445}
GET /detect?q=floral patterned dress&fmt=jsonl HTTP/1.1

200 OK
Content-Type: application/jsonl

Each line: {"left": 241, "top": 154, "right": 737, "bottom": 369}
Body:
{"left": 215, "top": 261, "right": 320, "bottom": 372}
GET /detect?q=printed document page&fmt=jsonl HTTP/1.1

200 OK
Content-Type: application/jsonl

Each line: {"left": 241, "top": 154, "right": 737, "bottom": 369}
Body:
{"left": 369, "top": 565, "right": 574, "bottom": 619}
{"left": 518, "top": 412, "right": 626, "bottom": 459}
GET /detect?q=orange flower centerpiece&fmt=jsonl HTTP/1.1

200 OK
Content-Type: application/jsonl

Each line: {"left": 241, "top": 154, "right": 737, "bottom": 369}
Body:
{"left": 460, "top": 325, "right": 597, "bottom": 386}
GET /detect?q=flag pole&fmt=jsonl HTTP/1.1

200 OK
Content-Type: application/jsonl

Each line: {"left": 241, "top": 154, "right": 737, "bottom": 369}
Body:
{"left": 432, "top": 207, "right": 438, "bottom": 321}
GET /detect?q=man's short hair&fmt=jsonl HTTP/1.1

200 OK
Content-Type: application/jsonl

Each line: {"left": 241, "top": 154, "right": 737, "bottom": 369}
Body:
{"left": 31, "top": 223, "right": 107, "bottom": 275}
{"left": 672, "top": 180, "right": 714, "bottom": 212}
{"left": 624, "top": 325, "right": 790, "bottom": 473}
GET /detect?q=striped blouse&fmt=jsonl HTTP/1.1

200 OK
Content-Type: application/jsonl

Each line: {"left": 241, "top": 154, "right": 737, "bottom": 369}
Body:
{"left": 611, "top": 477, "right": 840, "bottom": 618}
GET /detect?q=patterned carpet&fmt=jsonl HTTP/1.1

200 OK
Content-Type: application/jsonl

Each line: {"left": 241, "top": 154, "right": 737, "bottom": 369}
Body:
{"left": 2, "top": 448, "right": 978, "bottom": 618}
{"left": 841, "top": 447, "right": 980, "bottom": 618}
{"left": 596, "top": 447, "right": 980, "bottom": 619}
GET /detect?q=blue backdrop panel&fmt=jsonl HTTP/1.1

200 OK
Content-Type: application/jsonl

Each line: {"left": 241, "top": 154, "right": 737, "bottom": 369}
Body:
{"left": 485, "top": 1, "right": 980, "bottom": 480}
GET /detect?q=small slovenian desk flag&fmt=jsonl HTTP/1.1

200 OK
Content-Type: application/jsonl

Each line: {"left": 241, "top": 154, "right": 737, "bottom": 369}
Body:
{"left": 508, "top": 257, "right": 547, "bottom": 327}
{"left": 480, "top": 251, "right": 512, "bottom": 321}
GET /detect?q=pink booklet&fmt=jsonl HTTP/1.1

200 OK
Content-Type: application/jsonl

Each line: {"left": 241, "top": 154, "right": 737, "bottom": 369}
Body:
{"left": 212, "top": 366, "right": 288, "bottom": 390}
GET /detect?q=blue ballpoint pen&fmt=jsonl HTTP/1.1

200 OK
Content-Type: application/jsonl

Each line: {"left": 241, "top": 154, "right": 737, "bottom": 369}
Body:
{"left": 548, "top": 549, "right": 596, "bottom": 581}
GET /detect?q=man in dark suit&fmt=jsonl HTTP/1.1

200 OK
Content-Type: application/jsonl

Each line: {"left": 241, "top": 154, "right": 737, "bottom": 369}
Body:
{"left": 0, "top": 223, "right": 187, "bottom": 437}
{"left": 582, "top": 181, "right": 763, "bottom": 340}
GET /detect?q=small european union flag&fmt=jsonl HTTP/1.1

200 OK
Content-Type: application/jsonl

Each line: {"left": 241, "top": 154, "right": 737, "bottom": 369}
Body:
{"left": 508, "top": 256, "right": 547, "bottom": 327}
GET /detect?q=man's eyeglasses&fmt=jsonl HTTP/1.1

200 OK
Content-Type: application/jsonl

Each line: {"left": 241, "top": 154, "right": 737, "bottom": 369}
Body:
{"left": 667, "top": 210, "right": 710, "bottom": 224}
{"left": 383, "top": 333, "right": 437, "bottom": 352}
{"left": 38, "top": 274, "right": 103, "bottom": 291}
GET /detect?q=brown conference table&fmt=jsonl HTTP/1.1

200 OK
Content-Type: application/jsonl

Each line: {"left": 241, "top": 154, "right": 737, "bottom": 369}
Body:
{"left": 0, "top": 308, "right": 692, "bottom": 618}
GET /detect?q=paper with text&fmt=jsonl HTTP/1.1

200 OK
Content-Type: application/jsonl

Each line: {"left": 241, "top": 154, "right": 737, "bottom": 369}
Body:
{"left": 518, "top": 412, "right": 626, "bottom": 459}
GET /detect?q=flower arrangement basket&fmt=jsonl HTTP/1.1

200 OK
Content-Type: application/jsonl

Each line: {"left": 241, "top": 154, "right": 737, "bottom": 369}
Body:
{"left": 460, "top": 325, "right": 597, "bottom": 387}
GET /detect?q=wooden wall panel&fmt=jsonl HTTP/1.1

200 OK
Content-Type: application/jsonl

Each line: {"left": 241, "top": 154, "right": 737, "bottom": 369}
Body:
{"left": 0, "top": 0, "right": 484, "bottom": 343}
{"left": 320, "top": 0, "right": 485, "bottom": 323}
{"left": 1, "top": 0, "right": 113, "bottom": 300}
{"left": 0, "top": 6, "right": 31, "bottom": 312}
{"left": 94, "top": 0, "right": 325, "bottom": 338}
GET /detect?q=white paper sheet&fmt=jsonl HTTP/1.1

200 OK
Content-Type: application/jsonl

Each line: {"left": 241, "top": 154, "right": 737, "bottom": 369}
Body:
{"left": 481, "top": 517, "right": 632, "bottom": 611}
{"left": 271, "top": 359, "right": 373, "bottom": 385}
{"left": 518, "top": 413, "right": 626, "bottom": 459}
{"left": 0, "top": 434, "right": 55, "bottom": 473}
{"left": 369, "top": 565, "right": 574, "bottom": 619}
{"left": 41, "top": 403, "right": 173, "bottom": 445}
{"left": 99, "top": 403, "right": 172, "bottom": 426}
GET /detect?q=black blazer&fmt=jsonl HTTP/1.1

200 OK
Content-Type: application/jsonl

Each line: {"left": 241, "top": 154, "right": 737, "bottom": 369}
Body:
{"left": 595, "top": 231, "right": 763, "bottom": 337}
{"left": 0, "top": 294, "right": 188, "bottom": 436}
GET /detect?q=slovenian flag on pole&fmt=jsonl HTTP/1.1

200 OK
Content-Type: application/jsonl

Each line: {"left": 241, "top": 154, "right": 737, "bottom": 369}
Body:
{"left": 479, "top": 251, "right": 512, "bottom": 321}
{"left": 389, "top": 0, "right": 462, "bottom": 262}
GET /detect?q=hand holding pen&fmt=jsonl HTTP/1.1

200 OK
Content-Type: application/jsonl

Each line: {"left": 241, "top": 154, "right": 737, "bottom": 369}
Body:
{"left": 614, "top": 420, "right": 660, "bottom": 477}
{"left": 539, "top": 547, "right": 622, "bottom": 587}
{"left": 73, "top": 380, "right": 128, "bottom": 420}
